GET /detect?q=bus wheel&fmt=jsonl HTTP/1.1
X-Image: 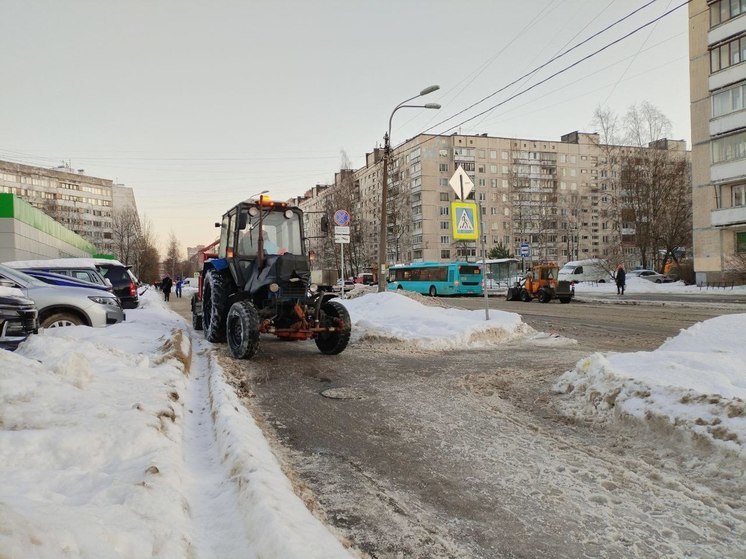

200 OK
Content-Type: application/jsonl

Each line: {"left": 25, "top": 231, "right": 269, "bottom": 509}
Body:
{"left": 429, "top": 286, "right": 437, "bottom": 297}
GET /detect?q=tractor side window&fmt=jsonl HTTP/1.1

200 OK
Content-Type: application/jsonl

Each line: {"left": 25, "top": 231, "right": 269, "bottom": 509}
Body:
{"left": 218, "top": 214, "right": 232, "bottom": 258}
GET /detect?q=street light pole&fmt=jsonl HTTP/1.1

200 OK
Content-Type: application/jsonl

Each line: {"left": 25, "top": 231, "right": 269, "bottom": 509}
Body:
{"left": 378, "top": 85, "right": 440, "bottom": 293}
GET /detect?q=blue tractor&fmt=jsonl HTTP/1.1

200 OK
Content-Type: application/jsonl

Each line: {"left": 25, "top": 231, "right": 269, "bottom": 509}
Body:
{"left": 192, "top": 196, "right": 351, "bottom": 360}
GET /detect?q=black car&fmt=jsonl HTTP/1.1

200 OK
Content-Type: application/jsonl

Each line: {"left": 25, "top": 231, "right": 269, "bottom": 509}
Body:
{"left": 0, "top": 291, "right": 39, "bottom": 350}
{"left": 95, "top": 260, "right": 140, "bottom": 309}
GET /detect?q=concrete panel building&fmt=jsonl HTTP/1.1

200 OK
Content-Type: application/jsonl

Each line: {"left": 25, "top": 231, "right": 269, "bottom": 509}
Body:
{"left": 0, "top": 160, "right": 137, "bottom": 255}
{"left": 689, "top": 0, "right": 746, "bottom": 282}
{"left": 297, "top": 132, "right": 689, "bottom": 275}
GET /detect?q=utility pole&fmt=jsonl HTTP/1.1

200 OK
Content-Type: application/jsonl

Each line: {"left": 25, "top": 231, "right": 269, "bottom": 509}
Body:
{"left": 377, "top": 132, "right": 390, "bottom": 292}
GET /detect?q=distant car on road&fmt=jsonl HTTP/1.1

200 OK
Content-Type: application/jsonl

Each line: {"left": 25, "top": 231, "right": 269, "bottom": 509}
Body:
{"left": 0, "top": 264, "right": 124, "bottom": 329}
{"left": 627, "top": 269, "right": 671, "bottom": 283}
{"left": 0, "top": 289, "right": 38, "bottom": 350}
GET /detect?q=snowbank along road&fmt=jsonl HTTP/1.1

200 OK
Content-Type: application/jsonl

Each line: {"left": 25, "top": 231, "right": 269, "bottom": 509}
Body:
{"left": 172, "top": 293, "right": 746, "bottom": 558}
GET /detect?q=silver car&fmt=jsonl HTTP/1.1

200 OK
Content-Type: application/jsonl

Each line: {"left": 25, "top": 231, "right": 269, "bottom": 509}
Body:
{"left": 0, "top": 264, "right": 124, "bottom": 328}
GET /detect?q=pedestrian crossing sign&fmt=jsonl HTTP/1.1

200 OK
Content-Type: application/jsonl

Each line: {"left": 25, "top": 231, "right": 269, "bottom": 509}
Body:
{"left": 451, "top": 201, "right": 479, "bottom": 240}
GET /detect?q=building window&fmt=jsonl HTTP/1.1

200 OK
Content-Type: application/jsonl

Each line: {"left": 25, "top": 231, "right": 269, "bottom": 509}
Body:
{"left": 440, "top": 192, "right": 450, "bottom": 201}
{"left": 711, "top": 0, "right": 746, "bottom": 27}
{"left": 440, "top": 221, "right": 450, "bottom": 230}
{"left": 440, "top": 206, "right": 449, "bottom": 216}
{"left": 710, "top": 35, "right": 746, "bottom": 73}
{"left": 490, "top": 164, "right": 498, "bottom": 173}
{"left": 439, "top": 163, "right": 449, "bottom": 172}
{"left": 440, "top": 178, "right": 449, "bottom": 187}
{"left": 440, "top": 235, "right": 450, "bottom": 244}
{"left": 441, "top": 249, "right": 451, "bottom": 259}
{"left": 712, "top": 131, "right": 746, "bottom": 163}
{"left": 491, "top": 179, "right": 498, "bottom": 188}
{"left": 734, "top": 184, "right": 746, "bottom": 206}
{"left": 713, "top": 82, "right": 746, "bottom": 117}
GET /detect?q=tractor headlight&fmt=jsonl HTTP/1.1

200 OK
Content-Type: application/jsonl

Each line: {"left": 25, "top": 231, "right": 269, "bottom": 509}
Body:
{"left": 284, "top": 209, "right": 294, "bottom": 219}
{"left": 269, "top": 283, "right": 280, "bottom": 293}
{"left": 309, "top": 284, "right": 319, "bottom": 293}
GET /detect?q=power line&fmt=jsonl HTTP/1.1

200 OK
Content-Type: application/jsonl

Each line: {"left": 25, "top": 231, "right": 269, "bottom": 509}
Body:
{"left": 421, "top": 0, "right": 662, "bottom": 135}
{"left": 397, "top": 0, "right": 690, "bottom": 156}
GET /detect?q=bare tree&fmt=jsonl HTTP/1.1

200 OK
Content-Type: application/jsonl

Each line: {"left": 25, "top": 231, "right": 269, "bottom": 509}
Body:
{"left": 110, "top": 206, "right": 140, "bottom": 265}
{"left": 162, "top": 232, "right": 181, "bottom": 278}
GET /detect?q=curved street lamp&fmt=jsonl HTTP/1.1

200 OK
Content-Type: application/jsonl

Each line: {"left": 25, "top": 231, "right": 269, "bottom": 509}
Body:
{"left": 378, "top": 86, "right": 441, "bottom": 292}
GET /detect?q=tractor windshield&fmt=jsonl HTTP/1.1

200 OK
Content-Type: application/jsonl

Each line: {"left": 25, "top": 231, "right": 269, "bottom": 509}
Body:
{"left": 237, "top": 208, "right": 303, "bottom": 257}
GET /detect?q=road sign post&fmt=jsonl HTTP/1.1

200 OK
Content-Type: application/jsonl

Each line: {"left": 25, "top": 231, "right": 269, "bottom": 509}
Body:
{"left": 334, "top": 211, "right": 351, "bottom": 297}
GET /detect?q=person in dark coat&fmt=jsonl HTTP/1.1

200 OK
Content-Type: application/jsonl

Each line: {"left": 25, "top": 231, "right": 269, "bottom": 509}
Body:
{"left": 615, "top": 264, "right": 626, "bottom": 295}
{"left": 161, "top": 275, "right": 173, "bottom": 302}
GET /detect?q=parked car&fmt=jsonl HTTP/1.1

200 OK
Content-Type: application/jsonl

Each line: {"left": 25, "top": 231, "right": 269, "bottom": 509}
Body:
{"left": 1, "top": 259, "right": 111, "bottom": 290}
{"left": 0, "top": 288, "right": 38, "bottom": 350}
{"left": 558, "top": 259, "right": 612, "bottom": 283}
{"left": 0, "top": 264, "right": 124, "bottom": 328}
{"left": 627, "top": 269, "right": 671, "bottom": 283}
{"left": 19, "top": 269, "right": 113, "bottom": 291}
{"left": 3, "top": 258, "right": 139, "bottom": 309}
{"left": 93, "top": 259, "right": 140, "bottom": 309}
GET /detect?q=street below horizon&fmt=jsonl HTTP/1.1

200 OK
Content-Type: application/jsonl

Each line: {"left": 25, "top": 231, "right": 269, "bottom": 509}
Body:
{"left": 170, "top": 292, "right": 746, "bottom": 558}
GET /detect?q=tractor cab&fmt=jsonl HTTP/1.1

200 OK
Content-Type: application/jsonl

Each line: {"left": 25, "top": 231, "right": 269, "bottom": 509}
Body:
{"left": 216, "top": 197, "right": 309, "bottom": 302}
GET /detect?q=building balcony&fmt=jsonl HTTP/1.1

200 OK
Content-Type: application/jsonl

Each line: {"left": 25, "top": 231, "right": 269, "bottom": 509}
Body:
{"left": 708, "top": 18, "right": 746, "bottom": 46}
{"left": 709, "top": 63, "right": 746, "bottom": 91}
{"left": 710, "top": 110, "right": 746, "bottom": 137}
{"left": 712, "top": 205, "right": 746, "bottom": 227}
{"left": 711, "top": 158, "right": 746, "bottom": 183}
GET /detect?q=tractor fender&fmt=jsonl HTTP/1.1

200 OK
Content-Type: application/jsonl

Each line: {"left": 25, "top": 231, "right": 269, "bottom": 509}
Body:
{"left": 203, "top": 258, "right": 230, "bottom": 273}
{"left": 313, "top": 291, "right": 339, "bottom": 320}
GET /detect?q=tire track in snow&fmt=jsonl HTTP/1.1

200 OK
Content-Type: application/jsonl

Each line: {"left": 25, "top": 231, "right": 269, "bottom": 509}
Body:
{"left": 182, "top": 340, "right": 256, "bottom": 559}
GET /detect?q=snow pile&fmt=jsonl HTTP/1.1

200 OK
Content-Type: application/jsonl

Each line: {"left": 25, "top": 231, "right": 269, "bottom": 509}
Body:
{"left": 554, "top": 314, "right": 746, "bottom": 455}
{"left": 0, "top": 298, "right": 192, "bottom": 558}
{"left": 572, "top": 276, "right": 746, "bottom": 295}
{"left": 0, "top": 290, "right": 353, "bottom": 558}
{"left": 339, "top": 291, "right": 529, "bottom": 349}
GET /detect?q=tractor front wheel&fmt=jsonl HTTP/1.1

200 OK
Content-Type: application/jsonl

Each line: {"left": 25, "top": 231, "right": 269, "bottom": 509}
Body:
{"left": 315, "top": 300, "right": 351, "bottom": 355}
{"left": 226, "top": 300, "right": 261, "bottom": 359}
{"left": 538, "top": 288, "right": 552, "bottom": 304}
{"left": 520, "top": 288, "right": 532, "bottom": 303}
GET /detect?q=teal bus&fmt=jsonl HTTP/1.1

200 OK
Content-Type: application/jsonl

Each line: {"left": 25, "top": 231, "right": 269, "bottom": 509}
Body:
{"left": 387, "top": 261, "right": 483, "bottom": 297}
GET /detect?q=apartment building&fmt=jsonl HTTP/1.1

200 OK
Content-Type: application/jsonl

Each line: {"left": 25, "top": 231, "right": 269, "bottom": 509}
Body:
{"left": 0, "top": 160, "right": 136, "bottom": 255}
{"left": 299, "top": 131, "right": 688, "bottom": 274}
{"left": 690, "top": 0, "right": 746, "bottom": 283}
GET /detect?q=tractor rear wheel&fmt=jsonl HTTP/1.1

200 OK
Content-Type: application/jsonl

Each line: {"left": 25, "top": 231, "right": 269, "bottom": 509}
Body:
{"left": 226, "top": 300, "right": 261, "bottom": 359}
{"left": 520, "top": 288, "right": 532, "bottom": 303}
{"left": 315, "top": 300, "right": 351, "bottom": 355}
{"left": 203, "top": 269, "right": 232, "bottom": 343}
{"left": 559, "top": 296, "right": 572, "bottom": 304}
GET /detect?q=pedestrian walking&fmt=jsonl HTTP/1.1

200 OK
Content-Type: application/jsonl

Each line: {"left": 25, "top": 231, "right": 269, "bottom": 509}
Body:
{"left": 175, "top": 277, "right": 183, "bottom": 298}
{"left": 161, "top": 275, "right": 173, "bottom": 302}
{"left": 615, "top": 264, "right": 626, "bottom": 295}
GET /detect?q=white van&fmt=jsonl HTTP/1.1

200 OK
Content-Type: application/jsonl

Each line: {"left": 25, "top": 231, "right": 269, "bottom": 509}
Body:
{"left": 558, "top": 259, "right": 612, "bottom": 283}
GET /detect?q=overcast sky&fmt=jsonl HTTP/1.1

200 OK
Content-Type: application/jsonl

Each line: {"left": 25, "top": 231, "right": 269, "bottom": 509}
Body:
{"left": 0, "top": 0, "right": 690, "bottom": 254}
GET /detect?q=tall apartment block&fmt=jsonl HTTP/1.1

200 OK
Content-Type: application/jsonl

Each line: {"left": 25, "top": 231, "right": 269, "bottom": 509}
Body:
{"left": 0, "top": 160, "right": 137, "bottom": 255}
{"left": 690, "top": 0, "right": 746, "bottom": 283}
{"left": 297, "top": 132, "right": 688, "bottom": 274}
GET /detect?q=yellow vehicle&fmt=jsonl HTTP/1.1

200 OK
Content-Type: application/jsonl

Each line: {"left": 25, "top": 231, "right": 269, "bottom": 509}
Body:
{"left": 506, "top": 262, "right": 573, "bottom": 304}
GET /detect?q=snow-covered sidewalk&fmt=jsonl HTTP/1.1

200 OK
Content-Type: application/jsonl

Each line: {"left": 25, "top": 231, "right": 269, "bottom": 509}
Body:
{"left": 0, "top": 290, "right": 352, "bottom": 559}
